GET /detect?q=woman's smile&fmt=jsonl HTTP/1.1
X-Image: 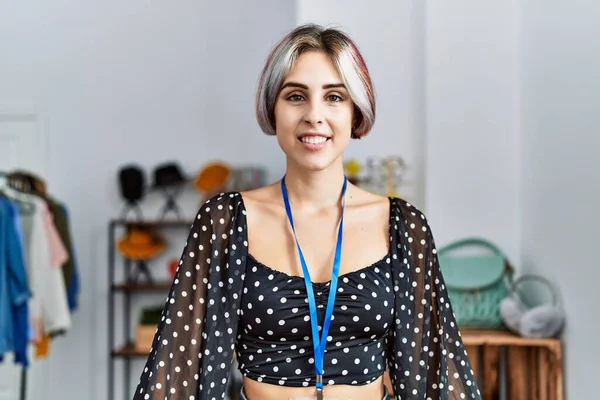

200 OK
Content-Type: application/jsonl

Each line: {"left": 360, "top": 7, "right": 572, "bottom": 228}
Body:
{"left": 298, "top": 133, "right": 331, "bottom": 151}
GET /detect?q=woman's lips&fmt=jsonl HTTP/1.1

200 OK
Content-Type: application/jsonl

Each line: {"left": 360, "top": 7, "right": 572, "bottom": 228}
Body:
{"left": 298, "top": 135, "right": 330, "bottom": 151}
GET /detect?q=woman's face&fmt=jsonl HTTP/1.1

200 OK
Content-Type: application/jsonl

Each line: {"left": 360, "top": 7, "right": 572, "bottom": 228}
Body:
{"left": 274, "top": 50, "right": 354, "bottom": 172}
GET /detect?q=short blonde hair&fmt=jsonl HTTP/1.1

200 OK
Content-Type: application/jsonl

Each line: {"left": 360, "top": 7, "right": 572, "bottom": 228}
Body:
{"left": 255, "top": 23, "right": 376, "bottom": 139}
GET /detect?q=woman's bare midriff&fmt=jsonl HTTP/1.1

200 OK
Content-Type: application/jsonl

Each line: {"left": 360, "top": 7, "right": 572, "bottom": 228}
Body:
{"left": 242, "top": 376, "right": 386, "bottom": 400}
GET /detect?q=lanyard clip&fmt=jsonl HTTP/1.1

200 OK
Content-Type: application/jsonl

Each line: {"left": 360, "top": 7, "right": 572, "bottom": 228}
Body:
{"left": 316, "top": 374, "right": 324, "bottom": 400}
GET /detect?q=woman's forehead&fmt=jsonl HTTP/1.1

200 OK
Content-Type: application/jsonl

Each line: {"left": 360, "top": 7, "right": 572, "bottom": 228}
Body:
{"left": 283, "top": 51, "right": 343, "bottom": 87}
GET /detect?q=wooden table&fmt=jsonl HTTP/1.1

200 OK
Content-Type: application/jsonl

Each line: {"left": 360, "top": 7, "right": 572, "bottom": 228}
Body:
{"left": 383, "top": 329, "right": 563, "bottom": 400}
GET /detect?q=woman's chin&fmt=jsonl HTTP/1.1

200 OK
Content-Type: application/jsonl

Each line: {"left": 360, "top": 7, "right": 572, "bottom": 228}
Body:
{"left": 293, "top": 157, "right": 340, "bottom": 173}
{"left": 281, "top": 145, "right": 344, "bottom": 173}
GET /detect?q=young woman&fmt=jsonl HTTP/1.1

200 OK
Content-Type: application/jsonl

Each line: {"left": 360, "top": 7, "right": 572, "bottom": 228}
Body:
{"left": 133, "top": 24, "right": 481, "bottom": 400}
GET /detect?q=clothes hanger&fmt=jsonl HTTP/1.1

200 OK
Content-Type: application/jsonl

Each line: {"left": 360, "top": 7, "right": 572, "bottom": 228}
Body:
{"left": 0, "top": 171, "right": 35, "bottom": 214}
{"left": 8, "top": 170, "right": 48, "bottom": 199}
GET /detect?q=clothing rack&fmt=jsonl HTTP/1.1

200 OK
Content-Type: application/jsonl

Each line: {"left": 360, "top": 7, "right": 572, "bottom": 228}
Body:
{"left": 20, "top": 367, "right": 27, "bottom": 400}
{"left": 0, "top": 169, "right": 79, "bottom": 400}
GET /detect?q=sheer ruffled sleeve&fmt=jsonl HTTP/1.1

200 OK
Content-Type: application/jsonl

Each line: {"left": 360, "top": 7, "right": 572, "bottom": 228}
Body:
{"left": 387, "top": 199, "right": 481, "bottom": 399}
{"left": 133, "top": 193, "right": 247, "bottom": 400}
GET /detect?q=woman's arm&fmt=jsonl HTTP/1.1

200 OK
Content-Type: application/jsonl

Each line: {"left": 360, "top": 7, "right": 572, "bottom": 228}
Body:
{"left": 387, "top": 200, "right": 481, "bottom": 399}
{"left": 132, "top": 193, "right": 247, "bottom": 399}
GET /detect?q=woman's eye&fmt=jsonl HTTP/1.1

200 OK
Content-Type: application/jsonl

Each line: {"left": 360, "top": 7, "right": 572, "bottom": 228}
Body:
{"left": 327, "top": 94, "right": 342, "bottom": 102}
{"left": 288, "top": 94, "right": 304, "bottom": 102}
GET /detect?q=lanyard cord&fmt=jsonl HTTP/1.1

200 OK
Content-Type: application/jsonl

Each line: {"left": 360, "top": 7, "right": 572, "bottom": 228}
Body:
{"left": 281, "top": 176, "right": 347, "bottom": 391}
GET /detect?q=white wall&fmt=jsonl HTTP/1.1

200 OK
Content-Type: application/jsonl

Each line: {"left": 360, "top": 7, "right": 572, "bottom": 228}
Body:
{"left": 427, "top": 0, "right": 600, "bottom": 397}
{"left": 520, "top": 0, "right": 600, "bottom": 397}
{"left": 297, "top": 0, "right": 426, "bottom": 208}
{"left": 425, "top": 0, "right": 521, "bottom": 264}
{"left": 0, "top": 1, "right": 295, "bottom": 399}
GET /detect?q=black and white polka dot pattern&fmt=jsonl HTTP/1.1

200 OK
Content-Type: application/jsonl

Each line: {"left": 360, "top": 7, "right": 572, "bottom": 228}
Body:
{"left": 132, "top": 193, "right": 481, "bottom": 399}
{"left": 236, "top": 254, "right": 393, "bottom": 387}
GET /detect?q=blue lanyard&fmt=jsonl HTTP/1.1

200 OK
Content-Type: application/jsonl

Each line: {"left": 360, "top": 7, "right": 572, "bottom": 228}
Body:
{"left": 281, "top": 176, "right": 347, "bottom": 396}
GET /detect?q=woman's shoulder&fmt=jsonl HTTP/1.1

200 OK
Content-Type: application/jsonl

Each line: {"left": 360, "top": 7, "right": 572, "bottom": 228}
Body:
{"left": 197, "top": 185, "right": 282, "bottom": 226}
{"left": 387, "top": 195, "right": 432, "bottom": 234}
{"left": 347, "top": 188, "right": 432, "bottom": 241}
{"left": 348, "top": 186, "right": 419, "bottom": 219}
{"left": 238, "top": 183, "right": 283, "bottom": 220}
{"left": 193, "top": 191, "right": 247, "bottom": 226}
{"left": 239, "top": 183, "right": 279, "bottom": 204}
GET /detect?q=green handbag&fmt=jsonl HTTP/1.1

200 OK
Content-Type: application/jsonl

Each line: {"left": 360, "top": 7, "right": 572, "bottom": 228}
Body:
{"left": 437, "top": 238, "right": 514, "bottom": 329}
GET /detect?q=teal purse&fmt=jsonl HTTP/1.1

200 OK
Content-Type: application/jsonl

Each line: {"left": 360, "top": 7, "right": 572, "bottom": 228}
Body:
{"left": 437, "top": 238, "right": 514, "bottom": 329}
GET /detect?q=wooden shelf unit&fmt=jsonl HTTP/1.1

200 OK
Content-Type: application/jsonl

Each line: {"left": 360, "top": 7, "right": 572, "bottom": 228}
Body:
{"left": 110, "top": 219, "right": 193, "bottom": 228}
{"left": 111, "top": 281, "right": 172, "bottom": 292}
{"left": 107, "top": 218, "right": 191, "bottom": 400}
{"left": 111, "top": 343, "right": 151, "bottom": 358}
{"left": 382, "top": 329, "right": 563, "bottom": 400}
{"left": 462, "top": 329, "right": 563, "bottom": 400}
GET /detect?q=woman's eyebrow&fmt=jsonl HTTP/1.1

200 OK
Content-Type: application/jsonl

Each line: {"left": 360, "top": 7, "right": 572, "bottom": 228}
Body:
{"left": 322, "top": 83, "right": 346, "bottom": 89}
{"left": 280, "top": 82, "right": 347, "bottom": 90}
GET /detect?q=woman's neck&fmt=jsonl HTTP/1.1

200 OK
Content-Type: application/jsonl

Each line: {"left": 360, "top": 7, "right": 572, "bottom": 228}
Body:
{"left": 282, "top": 161, "right": 347, "bottom": 214}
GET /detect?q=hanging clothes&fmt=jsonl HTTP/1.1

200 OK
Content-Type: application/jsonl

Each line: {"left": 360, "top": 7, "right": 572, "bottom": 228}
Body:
{"left": 5, "top": 170, "right": 80, "bottom": 313}
{"left": 34, "top": 197, "right": 76, "bottom": 358}
{"left": 1, "top": 170, "right": 79, "bottom": 373}
{"left": 60, "top": 204, "right": 80, "bottom": 312}
{"left": 46, "top": 200, "right": 79, "bottom": 312}
{"left": 3, "top": 187, "right": 72, "bottom": 341}
{"left": 0, "top": 197, "right": 32, "bottom": 367}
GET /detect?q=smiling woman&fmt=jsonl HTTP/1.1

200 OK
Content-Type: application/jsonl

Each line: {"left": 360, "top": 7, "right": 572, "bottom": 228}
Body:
{"left": 255, "top": 24, "right": 375, "bottom": 141}
{"left": 272, "top": 50, "right": 355, "bottom": 173}
{"left": 132, "top": 23, "right": 482, "bottom": 400}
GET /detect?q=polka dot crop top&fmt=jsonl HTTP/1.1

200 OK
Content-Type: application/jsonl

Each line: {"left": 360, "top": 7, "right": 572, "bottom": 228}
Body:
{"left": 132, "top": 193, "right": 482, "bottom": 399}
{"left": 236, "top": 253, "right": 394, "bottom": 387}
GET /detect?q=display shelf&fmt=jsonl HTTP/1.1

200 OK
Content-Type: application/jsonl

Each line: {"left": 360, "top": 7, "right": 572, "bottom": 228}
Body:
{"left": 107, "top": 219, "right": 190, "bottom": 400}
{"left": 110, "top": 218, "right": 193, "bottom": 227}
{"left": 111, "top": 281, "right": 172, "bottom": 292}
{"left": 111, "top": 343, "right": 151, "bottom": 358}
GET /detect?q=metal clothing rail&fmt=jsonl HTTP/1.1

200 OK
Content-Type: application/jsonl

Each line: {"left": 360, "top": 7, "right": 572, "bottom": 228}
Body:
{"left": 20, "top": 367, "right": 27, "bottom": 400}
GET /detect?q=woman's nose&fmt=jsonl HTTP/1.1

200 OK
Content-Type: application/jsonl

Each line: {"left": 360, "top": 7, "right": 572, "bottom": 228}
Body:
{"left": 302, "top": 101, "right": 323, "bottom": 126}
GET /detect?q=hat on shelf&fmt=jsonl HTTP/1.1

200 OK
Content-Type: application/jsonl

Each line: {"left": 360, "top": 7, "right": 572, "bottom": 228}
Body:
{"left": 117, "top": 164, "right": 146, "bottom": 219}
{"left": 117, "top": 227, "right": 165, "bottom": 260}
{"left": 194, "top": 161, "right": 232, "bottom": 193}
{"left": 150, "top": 162, "right": 190, "bottom": 190}
{"left": 118, "top": 165, "right": 145, "bottom": 204}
